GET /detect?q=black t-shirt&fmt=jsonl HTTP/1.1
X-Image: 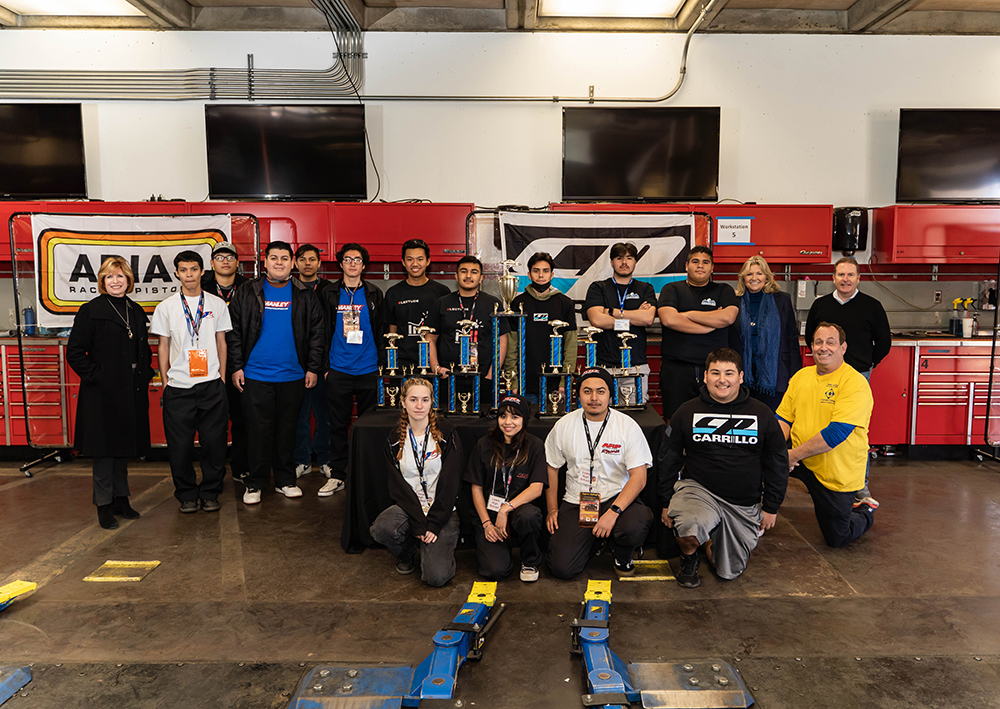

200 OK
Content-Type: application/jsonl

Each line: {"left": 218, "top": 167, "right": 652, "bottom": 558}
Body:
{"left": 462, "top": 434, "right": 548, "bottom": 501}
{"left": 510, "top": 290, "right": 577, "bottom": 395}
{"left": 427, "top": 291, "right": 510, "bottom": 374}
{"left": 657, "top": 280, "right": 740, "bottom": 365}
{"left": 583, "top": 278, "right": 657, "bottom": 366}
{"left": 384, "top": 279, "right": 453, "bottom": 365}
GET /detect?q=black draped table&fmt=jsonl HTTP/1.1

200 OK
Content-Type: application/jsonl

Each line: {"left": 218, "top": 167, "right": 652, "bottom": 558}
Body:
{"left": 341, "top": 406, "right": 670, "bottom": 554}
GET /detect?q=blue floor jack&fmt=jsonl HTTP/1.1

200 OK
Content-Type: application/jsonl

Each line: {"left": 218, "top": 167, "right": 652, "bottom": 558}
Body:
{"left": 287, "top": 582, "right": 505, "bottom": 708}
{"left": 570, "top": 580, "right": 754, "bottom": 709}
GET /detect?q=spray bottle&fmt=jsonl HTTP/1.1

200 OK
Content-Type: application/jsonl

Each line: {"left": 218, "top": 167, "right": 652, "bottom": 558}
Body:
{"left": 951, "top": 298, "right": 964, "bottom": 336}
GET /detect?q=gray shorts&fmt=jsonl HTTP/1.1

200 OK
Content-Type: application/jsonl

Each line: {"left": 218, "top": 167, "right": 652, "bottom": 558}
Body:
{"left": 667, "top": 478, "right": 763, "bottom": 580}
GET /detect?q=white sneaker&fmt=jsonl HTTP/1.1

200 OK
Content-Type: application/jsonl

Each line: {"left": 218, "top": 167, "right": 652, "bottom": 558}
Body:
{"left": 295, "top": 464, "right": 311, "bottom": 478}
{"left": 520, "top": 565, "right": 540, "bottom": 582}
{"left": 242, "top": 488, "right": 261, "bottom": 505}
{"left": 318, "top": 478, "right": 345, "bottom": 497}
{"left": 320, "top": 464, "right": 333, "bottom": 478}
{"left": 276, "top": 485, "right": 303, "bottom": 498}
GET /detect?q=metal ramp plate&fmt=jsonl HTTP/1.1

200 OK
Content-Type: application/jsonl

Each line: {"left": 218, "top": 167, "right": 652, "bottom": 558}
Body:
{"left": 616, "top": 560, "right": 676, "bottom": 582}
{"left": 286, "top": 666, "right": 415, "bottom": 709}
{"left": 628, "top": 660, "right": 753, "bottom": 709}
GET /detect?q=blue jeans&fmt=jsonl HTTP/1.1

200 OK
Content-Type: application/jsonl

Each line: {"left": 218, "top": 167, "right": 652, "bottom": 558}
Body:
{"left": 294, "top": 377, "right": 330, "bottom": 466}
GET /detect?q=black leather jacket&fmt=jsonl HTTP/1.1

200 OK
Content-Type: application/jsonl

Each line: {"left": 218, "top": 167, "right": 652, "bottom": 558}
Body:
{"left": 322, "top": 278, "right": 388, "bottom": 365}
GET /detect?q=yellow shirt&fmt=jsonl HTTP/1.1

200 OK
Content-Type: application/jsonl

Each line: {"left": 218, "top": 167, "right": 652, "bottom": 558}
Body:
{"left": 776, "top": 362, "right": 873, "bottom": 492}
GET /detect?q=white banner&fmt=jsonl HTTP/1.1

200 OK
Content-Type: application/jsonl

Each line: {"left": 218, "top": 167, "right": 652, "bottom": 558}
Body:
{"left": 32, "top": 214, "right": 231, "bottom": 329}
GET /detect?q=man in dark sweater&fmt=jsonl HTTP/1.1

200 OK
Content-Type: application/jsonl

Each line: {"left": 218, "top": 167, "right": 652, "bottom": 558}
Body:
{"left": 804, "top": 257, "right": 891, "bottom": 378}
{"left": 658, "top": 348, "right": 789, "bottom": 588}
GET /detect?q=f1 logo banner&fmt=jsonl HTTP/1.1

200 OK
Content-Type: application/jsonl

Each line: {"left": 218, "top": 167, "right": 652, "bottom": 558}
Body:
{"left": 498, "top": 211, "right": 694, "bottom": 301}
{"left": 32, "top": 214, "right": 230, "bottom": 329}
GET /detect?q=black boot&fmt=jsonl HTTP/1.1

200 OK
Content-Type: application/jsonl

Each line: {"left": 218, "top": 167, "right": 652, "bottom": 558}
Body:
{"left": 113, "top": 496, "right": 140, "bottom": 519}
{"left": 97, "top": 504, "right": 119, "bottom": 530}
{"left": 677, "top": 551, "right": 701, "bottom": 588}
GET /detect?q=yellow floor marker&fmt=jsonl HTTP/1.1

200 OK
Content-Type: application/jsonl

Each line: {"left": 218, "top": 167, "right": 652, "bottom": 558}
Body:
{"left": 83, "top": 560, "right": 161, "bottom": 583}
{"left": 616, "top": 559, "right": 676, "bottom": 582}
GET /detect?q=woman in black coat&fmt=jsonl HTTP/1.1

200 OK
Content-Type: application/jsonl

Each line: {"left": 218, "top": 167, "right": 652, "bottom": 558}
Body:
{"left": 733, "top": 255, "right": 802, "bottom": 411}
{"left": 67, "top": 257, "right": 154, "bottom": 530}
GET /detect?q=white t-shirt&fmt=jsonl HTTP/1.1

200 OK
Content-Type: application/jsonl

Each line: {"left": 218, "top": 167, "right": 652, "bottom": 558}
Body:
{"left": 400, "top": 426, "right": 444, "bottom": 510}
{"left": 545, "top": 407, "right": 653, "bottom": 504}
{"left": 150, "top": 291, "right": 232, "bottom": 389}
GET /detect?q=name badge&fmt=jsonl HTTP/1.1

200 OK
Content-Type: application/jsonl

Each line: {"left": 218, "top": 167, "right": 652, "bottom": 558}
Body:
{"left": 487, "top": 494, "right": 505, "bottom": 512}
{"left": 614, "top": 318, "right": 629, "bottom": 331}
{"left": 578, "top": 464, "right": 596, "bottom": 487}
{"left": 188, "top": 349, "right": 209, "bottom": 377}
{"left": 346, "top": 330, "right": 363, "bottom": 345}
{"left": 416, "top": 489, "right": 432, "bottom": 516}
{"left": 579, "top": 491, "right": 601, "bottom": 527}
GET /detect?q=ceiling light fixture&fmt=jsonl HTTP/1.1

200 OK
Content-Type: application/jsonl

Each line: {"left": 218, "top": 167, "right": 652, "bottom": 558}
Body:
{"left": 538, "top": 0, "right": 686, "bottom": 19}
{"left": 0, "top": 0, "right": 145, "bottom": 16}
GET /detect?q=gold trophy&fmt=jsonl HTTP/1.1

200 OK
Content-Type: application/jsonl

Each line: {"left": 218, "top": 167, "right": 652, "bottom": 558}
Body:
{"left": 498, "top": 259, "right": 520, "bottom": 315}
{"left": 386, "top": 386, "right": 399, "bottom": 408}
{"left": 548, "top": 391, "right": 561, "bottom": 413}
{"left": 501, "top": 369, "right": 516, "bottom": 395}
{"left": 384, "top": 332, "right": 404, "bottom": 373}
{"left": 620, "top": 384, "right": 635, "bottom": 408}
{"left": 458, "top": 392, "right": 472, "bottom": 415}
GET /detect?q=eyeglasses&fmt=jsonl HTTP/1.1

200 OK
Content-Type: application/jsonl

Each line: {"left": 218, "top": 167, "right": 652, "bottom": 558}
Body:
{"left": 342, "top": 256, "right": 364, "bottom": 265}
{"left": 214, "top": 254, "right": 237, "bottom": 262}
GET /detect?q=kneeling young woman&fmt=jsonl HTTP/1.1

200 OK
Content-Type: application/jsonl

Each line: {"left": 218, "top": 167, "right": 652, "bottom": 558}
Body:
{"left": 370, "top": 377, "right": 464, "bottom": 587}
{"left": 465, "top": 394, "right": 547, "bottom": 582}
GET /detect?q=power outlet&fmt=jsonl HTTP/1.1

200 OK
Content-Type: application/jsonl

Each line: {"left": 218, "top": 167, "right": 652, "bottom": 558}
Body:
{"left": 934, "top": 290, "right": 942, "bottom": 304}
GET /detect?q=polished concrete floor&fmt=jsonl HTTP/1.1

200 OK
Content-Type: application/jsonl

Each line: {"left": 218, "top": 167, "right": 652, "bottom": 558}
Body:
{"left": 1, "top": 455, "right": 999, "bottom": 708}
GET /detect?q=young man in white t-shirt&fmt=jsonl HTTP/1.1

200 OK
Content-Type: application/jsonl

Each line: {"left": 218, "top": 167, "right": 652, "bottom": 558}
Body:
{"left": 544, "top": 367, "right": 653, "bottom": 579}
{"left": 151, "top": 250, "right": 233, "bottom": 513}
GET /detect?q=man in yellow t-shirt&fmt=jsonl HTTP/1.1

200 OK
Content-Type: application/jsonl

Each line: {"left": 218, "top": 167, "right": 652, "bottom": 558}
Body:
{"left": 776, "top": 322, "right": 877, "bottom": 548}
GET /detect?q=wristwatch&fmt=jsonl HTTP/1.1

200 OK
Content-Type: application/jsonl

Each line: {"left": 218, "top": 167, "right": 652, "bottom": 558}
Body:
{"left": 610, "top": 504, "right": 624, "bottom": 515}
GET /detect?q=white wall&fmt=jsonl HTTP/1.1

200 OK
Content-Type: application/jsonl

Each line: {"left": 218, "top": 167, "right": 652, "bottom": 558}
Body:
{"left": 2, "top": 31, "right": 1000, "bottom": 206}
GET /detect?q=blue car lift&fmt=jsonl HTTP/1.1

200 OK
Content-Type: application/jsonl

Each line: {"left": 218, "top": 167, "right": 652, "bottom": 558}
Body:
{"left": 570, "top": 580, "right": 754, "bottom": 709}
{"left": 287, "top": 582, "right": 504, "bottom": 708}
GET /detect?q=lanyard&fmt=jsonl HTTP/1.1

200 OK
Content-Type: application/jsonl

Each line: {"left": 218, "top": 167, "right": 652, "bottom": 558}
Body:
{"left": 582, "top": 411, "right": 611, "bottom": 493}
{"left": 459, "top": 293, "right": 478, "bottom": 321}
{"left": 408, "top": 425, "right": 433, "bottom": 502}
{"left": 491, "top": 444, "right": 521, "bottom": 502}
{"left": 180, "top": 292, "right": 205, "bottom": 347}
{"left": 614, "top": 279, "right": 632, "bottom": 314}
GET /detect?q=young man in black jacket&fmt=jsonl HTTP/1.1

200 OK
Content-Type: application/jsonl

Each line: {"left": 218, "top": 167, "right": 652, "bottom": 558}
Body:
{"left": 658, "top": 348, "right": 789, "bottom": 588}
{"left": 226, "top": 241, "right": 326, "bottom": 506}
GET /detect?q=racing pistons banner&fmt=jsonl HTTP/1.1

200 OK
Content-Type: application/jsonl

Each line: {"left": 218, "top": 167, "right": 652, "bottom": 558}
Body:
{"left": 32, "top": 214, "right": 230, "bottom": 329}
{"left": 498, "top": 211, "right": 695, "bottom": 302}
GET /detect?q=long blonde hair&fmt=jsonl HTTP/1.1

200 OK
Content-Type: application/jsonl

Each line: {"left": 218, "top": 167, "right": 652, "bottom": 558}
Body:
{"left": 395, "top": 377, "right": 444, "bottom": 460}
{"left": 735, "top": 255, "right": 781, "bottom": 296}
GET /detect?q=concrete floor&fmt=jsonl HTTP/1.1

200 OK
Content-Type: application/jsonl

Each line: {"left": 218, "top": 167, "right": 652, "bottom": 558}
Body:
{"left": 1, "top": 456, "right": 999, "bottom": 708}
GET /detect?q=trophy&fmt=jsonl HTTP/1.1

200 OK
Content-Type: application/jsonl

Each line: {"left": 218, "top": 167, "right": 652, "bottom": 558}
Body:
{"left": 447, "top": 320, "right": 482, "bottom": 416}
{"left": 580, "top": 326, "right": 602, "bottom": 368}
{"left": 620, "top": 384, "right": 635, "bottom": 408}
{"left": 498, "top": 259, "right": 520, "bottom": 315}
{"left": 457, "top": 392, "right": 472, "bottom": 415}
{"left": 491, "top": 260, "right": 527, "bottom": 412}
{"left": 377, "top": 333, "right": 406, "bottom": 410}
{"left": 618, "top": 331, "right": 636, "bottom": 370}
{"left": 386, "top": 386, "right": 399, "bottom": 408}
{"left": 538, "top": 320, "right": 575, "bottom": 418}
{"left": 416, "top": 326, "right": 435, "bottom": 374}
{"left": 611, "top": 332, "right": 645, "bottom": 410}
{"left": 456, "top": 319, "right": 477, "bottom": 373}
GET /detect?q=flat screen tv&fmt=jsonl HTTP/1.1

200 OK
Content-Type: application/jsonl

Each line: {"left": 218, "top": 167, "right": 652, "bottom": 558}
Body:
{"left": 562, "top": 107, "right": 720, "bottom": 202}
{"left": 896, "top": 109, "right": 1000, "bottom": 203}
{"left": 0, "top": 103, "right": 87, "bottom": 199}
{"left": 206, "top": 104, "right": 367, "bottom": 200}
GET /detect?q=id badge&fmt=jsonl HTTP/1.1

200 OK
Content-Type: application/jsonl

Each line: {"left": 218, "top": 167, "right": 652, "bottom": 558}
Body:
{"left": 342, "top": 306, "right": 360, "bottom": 339}
{"left": 346, "top": 330, "right": 363, "bottom": 345}
{"left": 416, "top": 489, "right": 432, "bottom": 516}
{"left": 487, "top": 494, "right": 504, "bottom": 512}
{"left": 188, "top": 349, "right": 209, "bottom": 377}
{"left": 579, "top": 491, "right": 601, "bottom": 528}
{"left": 577, "top": 466, "right": 596, "bottom": 487}
{"left": 614, "top": 318, "right": 629, "bottom": 331}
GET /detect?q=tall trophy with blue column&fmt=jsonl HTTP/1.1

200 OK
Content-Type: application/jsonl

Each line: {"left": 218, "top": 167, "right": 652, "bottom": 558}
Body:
{"left": 491, "top": 259, "right": 526, "bottom": 411}
{"left": 377, "top": 332, "right": 405, "bottom": 409}
{"left": 447, "top": 319, "right": 481, "bottom": 416}
{"left": 580, "top": 326, "right": 601, "bottom": 369}
{"left": 415, "top": 325, "right": 441, "bottom": 409}
{"left": 539, "top": 320, "right": 575, "bottom": 418}
{"left": 611, "top": 331, "right": 645, "bottom": 410}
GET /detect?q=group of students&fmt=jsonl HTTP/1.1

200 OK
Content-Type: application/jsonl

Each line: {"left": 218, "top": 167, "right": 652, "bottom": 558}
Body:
{"left": 66, "top": 236, "right": 881, "bottom": 590}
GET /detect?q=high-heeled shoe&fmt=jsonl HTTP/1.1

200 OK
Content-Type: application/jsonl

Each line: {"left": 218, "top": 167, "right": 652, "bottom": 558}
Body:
{"left": 113, "top": 496, "right": 140, "bottom": 519}
{"left": 97, "top": 504, "right": 119, "bottom": 530}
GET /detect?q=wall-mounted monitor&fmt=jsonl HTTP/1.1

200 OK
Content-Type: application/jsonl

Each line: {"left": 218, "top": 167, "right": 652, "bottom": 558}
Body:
{"left": 896, "top": 109, "right": 1000, "bottom": 204}
{"left": 562, "top": 107, "right": 720, "bottom": 202}
{"left": 0, "top": 103, "right": 87, "bottom": 200}
{"left": 206, "top": 104, "right": 367, "bottom": 201}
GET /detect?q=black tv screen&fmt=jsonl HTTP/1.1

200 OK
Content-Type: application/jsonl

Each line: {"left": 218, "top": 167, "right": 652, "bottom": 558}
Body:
{"left": 896, "top": 109, "right": 1000, "bottom": 203}
{"left": 563, "top": 107, "right": 720, "bottom": 202}
{"left": 0, "top": 103, "right": 87, "bottom": 199}
{"left": 206, "top": 104, "right": 367, "bottom": 200}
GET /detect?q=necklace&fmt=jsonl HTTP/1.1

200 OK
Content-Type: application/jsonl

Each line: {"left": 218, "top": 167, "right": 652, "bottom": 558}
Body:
{"left": 106, "top": 295, "right": 133, "bottom": 340}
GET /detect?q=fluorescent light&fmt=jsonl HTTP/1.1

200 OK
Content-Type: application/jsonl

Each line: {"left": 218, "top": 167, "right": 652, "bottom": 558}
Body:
{"left": 1, "top": 0, "right": 146, "bottom": 15}
{"left": 538, "top": 0, "right": 686, "bottom": 19}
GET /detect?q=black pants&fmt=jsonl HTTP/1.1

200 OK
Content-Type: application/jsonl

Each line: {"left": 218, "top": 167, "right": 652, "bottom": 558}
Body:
{"left": 163, "top": 379, "right": 230, "bottom": 503}
{"left": 793, "top": 464, "right": 874, "bottom": 548}
{"left": 225, "top": 377, "right": 248, "bottom": 478}
{"left": 243, "top": 378, "right": 305, "bottom": 491}
{"left": 659, "top": 360, "right": 704, "bottom": 420}
{"left": 93, "top": 457, "right": 129, "bottom": 506}
{"left": 325, "top": 369, "right": 377, "bottom": 481}
{"left": 473, "top": 504, "right": 544, "bottom": 580}
{"left": 548, "top": 495, "right": 652, "bottom": 580}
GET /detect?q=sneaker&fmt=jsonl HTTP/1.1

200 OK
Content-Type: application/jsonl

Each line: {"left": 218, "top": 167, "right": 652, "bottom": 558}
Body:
{"left": 243, "top": 488, "right": 262, "bottom": 505}
{"left": 677, "top": 552, "right": 701, "bottom": 588}
{"left": 201, "top": 498, "right": 220, "bottom": 513}
{"left": 317, "top": 478, "right": 345, "bottom": 497}
{"left": 395, "top": 554, "right": 416, "bottom": 575}
{"left": 520, "top": 565, "right": 540, "bottom": 582}
{"left": 276, "top": 485, "right": 303, "bottom": 498}
{"left": 179, "top": 500, "right": 200, "bottom": 514}
{"left": 233, "top": 471, "right": 249, "bottom": 482}
{"left": 320, "top": 464, "right": 333, "bottom": 478}
{"left": 855, "top": 485, "right": 872, "bottom": 502}
{"left": 853, "top": 496, "right": 880, "bottom": 511}
{"left": 613, "top": 558, "right": 635, "bottom": 578}
{"left": 295, "top": 463, "right": 311, "bottom": 478}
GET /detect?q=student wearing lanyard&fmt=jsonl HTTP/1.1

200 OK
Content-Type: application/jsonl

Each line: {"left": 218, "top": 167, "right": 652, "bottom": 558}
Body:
{"left": 151, "top": 251, "right": 233, "bottom": 513}
{"left": 544, "top": 367, "right": 654, "bottom": 579}
{"left": 371, "top": 378, "right": 464, "bottom": 587}
{"left": 465, "top": 394, "right": 548, "bottom": 582}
